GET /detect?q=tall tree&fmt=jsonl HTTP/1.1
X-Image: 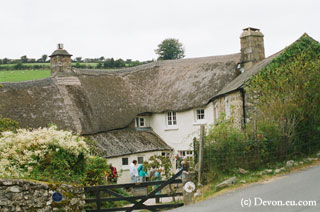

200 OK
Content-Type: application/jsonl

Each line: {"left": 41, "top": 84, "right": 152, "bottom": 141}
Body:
{"left": 155, "top": 38, "right": 185, "bottom": 60}
{"left": 41, "top": 54, "right": 48, "bottom": 63}
{"left": 20, "top": 55, "right": 28, "bottom": 63}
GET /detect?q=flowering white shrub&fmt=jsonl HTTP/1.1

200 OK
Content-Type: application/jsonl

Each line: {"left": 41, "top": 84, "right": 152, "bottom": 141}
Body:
{"left": 0, "top": 126, "right": 89, "bottom": 179}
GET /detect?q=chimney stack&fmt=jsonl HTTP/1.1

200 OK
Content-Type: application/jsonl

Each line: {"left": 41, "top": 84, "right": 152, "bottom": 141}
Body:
{"left": 240, "top": 27, "right": 265, "bottom": 70}
{"left": 49, "top": 44, "right": 72, "bottom": 76}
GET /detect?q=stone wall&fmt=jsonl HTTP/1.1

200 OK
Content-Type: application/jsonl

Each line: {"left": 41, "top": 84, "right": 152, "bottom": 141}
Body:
{"left": 0, "top": 179, "right": 85, "bottom": 212}
{"left": 212, "top": 90, "right": 244, "bottom": 129}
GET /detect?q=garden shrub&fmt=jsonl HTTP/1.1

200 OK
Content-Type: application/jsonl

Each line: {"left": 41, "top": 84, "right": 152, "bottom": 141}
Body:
{"left": 83, "top": 156, "right": 109, "bottom": 186}
{"left": 0, "top": 126, "right": 109, "bottom": 185}
{"left": 0, "top": 118, "right": 19, "bottom": 133}
{"left": 197, "top": 115, "right": 287, "bottom": 182}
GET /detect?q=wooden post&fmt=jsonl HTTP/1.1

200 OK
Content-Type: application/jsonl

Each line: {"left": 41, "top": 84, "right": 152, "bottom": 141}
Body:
{"left": 198, "top": 125, "right": 205, "bottom": 186}
{"left": 95, "top": 189, "right": 101, "bottom": 212}
{"left": 253, "top": 119, "right": 257, "bottom": 142}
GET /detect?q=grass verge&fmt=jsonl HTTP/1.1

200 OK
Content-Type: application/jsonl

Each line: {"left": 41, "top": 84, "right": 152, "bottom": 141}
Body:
{"left": 195, "top": 157, "right": 320, "bottom": 203}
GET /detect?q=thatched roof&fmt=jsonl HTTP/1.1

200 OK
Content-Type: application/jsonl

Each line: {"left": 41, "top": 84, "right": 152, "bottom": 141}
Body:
{"left": 49, "top": 49, "right": 72, "bottom": 57}
{"left": 0, "top": 53, "right": 241, "bottom": 134}
{"left": 214, "top": 33, "right": 319, "bottom": 98}
{"left": 214, "top": 51, "right": 282, "bottom": 98}
{"left": 90, "top": 129, "right": 172, "bottom": 158}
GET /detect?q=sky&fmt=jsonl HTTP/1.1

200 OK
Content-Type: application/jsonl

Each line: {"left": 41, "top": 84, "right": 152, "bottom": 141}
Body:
{"left": 0, "top": 0, "right": 319, "bottom": 61}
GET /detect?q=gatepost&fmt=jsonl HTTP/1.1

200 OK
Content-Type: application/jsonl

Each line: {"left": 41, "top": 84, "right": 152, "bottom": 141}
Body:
{"left": 182, "top": 171, "right": 196, "bottom": 205}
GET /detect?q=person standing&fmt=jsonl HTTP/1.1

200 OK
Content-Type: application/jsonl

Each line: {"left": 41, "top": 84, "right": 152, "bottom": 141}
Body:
{"left": 130, "top": 160, "right": 138, "bottom": 183}
{"left": 138, "top": 161, "right": 149, "bottom": 182}
{"left": 175, "top": 154, "right": 182, "bottom": 171}
{"left": 154, "top": 168, "right": 163, "bottom": 203}
{"left": 149, "top": 165, "right": 157, "bottom": 181}
{"left": 107, "top": 163, "right": 118, "bottom": 183}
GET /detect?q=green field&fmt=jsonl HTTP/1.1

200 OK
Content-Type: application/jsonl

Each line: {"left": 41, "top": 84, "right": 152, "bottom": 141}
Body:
{"left": 0, "top": 70, "right": 50, "bottom": 82}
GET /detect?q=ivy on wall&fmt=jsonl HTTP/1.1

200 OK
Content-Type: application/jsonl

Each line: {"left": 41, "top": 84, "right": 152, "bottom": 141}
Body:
{"left": 246, "top": 34, "right": 320, "bottom": 152}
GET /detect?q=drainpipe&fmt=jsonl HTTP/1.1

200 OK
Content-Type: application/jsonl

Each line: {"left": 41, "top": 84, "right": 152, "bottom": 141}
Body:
{"left": 240, "top": 88, "right": 246, "bottom": 128}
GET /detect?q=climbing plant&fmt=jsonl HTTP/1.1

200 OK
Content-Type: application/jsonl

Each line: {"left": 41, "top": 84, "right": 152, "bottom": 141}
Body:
{"left": 246, "top": 34, "right": 320, "bottom": 154}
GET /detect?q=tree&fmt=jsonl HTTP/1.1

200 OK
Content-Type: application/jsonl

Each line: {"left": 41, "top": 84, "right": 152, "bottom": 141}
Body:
{"left": 20, "top": 55, "right": 28, "bottom": 63}
{"left": 41, "top": 54, "right": 48, "bottom": 63}
{"left": 76, "top": 57, "right": 82, "bottom": 62}
{"left": 155, "top": 38, "right": 185, "bottom": 60}
{"left": 99, "top": 56, "right": 105, "bottom": 62}
{"left": 2, "top": 58, "right": 8, "bottom": 64}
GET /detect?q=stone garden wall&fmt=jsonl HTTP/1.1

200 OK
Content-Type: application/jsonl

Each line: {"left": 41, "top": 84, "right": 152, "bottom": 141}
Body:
{"left": 0, "top": 179, "right": 85, "bottom": 212}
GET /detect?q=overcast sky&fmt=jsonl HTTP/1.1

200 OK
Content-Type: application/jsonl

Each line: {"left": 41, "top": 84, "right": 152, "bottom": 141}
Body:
{"left": 0, "top": 0, "right": 319, "bottom": 61}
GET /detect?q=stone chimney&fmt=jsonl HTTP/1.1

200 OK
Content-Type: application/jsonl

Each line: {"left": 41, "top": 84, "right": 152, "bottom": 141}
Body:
{"left": 49, "top": 44, "right": 72, "bottom": 76}
{"left": 240, "top": 27, "right": 265, "bottom": 70}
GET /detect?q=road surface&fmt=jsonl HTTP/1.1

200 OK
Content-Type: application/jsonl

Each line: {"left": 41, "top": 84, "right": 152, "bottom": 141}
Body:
{"left": 170, "top": 164, "right": 320, "bottom": 212}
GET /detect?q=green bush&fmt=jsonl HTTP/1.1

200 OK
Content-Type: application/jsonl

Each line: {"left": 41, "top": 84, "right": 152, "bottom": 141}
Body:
{"left": 0, "top": 126, "right": 109, "bottom": 185}
{"left": 83, "top": 156, "right": 109, "bottom": 186}
{"left": 0, "top": 118, "right": 19, "bottom": 133}
{"left": 197, "top": 115, "right": 284, "bottom": 180}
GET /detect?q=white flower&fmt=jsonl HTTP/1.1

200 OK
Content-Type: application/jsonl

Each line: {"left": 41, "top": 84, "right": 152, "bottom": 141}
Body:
{"left": 0, "top": 125, "right": 89, "bottom": 178}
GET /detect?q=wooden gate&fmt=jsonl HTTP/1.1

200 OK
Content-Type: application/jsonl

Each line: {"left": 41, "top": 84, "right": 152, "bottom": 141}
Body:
{"left": 85, "top": 169, "right": 184, "bottom": 212}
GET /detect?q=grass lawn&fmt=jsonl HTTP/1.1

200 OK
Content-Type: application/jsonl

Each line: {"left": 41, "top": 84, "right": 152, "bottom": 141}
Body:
{"left": 0, "top": 69, "right": 50, "bottom": 82}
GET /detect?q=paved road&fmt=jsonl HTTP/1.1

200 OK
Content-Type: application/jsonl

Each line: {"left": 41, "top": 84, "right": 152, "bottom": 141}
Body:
{"left": 170, "top": 164, "right": 320, "bottom": 212}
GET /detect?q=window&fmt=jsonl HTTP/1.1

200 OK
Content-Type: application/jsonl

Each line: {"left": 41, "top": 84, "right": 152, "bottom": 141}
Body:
{"left": 178, "top": 151, "right": 193, "bottom": 157}
{"left": 135, "top": 116, "right": 150, "bottom": 128}
{"left": 122, "top": 158, "right": 128, "bottom": 165}
{"left": 179, "top": 151, "right": 186, "bottom": 157}
{"left": 196, "top": 109, "right": 205, "bottom": 120}
{"left": 138, "top": 156, "right": 144, "bottom": 164}
{"left": 225, "top": 97, "right": 231, "bottom": 118}
{"left": 167, "top": 112, "right": 177, "bottom": 126}
{"left": 162, "top": 152, "right": 170, "bottom": 157}
{"left": 179, "top": 151, "right": 193, "bottom": 159}
{"left": 139, "top": 118, "right": 145, "bottom": 127}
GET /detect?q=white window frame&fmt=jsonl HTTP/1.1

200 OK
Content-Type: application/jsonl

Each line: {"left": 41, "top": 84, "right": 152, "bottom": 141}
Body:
{"left": 139, "top": 117, "right": 145, "bottom": 127}
{"left": 178, "top": 150, "right": 193, "bottom": 158}
{"left": 167, "top": 111, "right": 177, "bottom": 126}
{"left": 196, "top": 109, "right": 205, "bottom": 120}
{"left": 135, "top": 116, "right": 150, "bottom": 128}
{"left": 121, "top": 157, "right": 129, "bottom": 170}
{"left": 194, "top": 108, "right": 206, "bottom": 125}
{"left": 165, "top": 111, "right": 178, "bottom": 130}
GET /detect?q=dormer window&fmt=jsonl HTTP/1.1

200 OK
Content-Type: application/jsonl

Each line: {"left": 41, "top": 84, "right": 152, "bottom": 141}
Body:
{"left": 137, "top": 117, "right": 145, "bottom": 127}
{"left": 135, "top": 116, "right": 150, "bottom": 128}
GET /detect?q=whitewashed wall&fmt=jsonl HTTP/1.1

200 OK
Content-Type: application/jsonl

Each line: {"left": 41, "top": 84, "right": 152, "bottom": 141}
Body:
{"left": 150, "top": 102, "right": 214, "bottom": 152}
{"left": 107, "top": 151, "right": 171, "bottom": 184}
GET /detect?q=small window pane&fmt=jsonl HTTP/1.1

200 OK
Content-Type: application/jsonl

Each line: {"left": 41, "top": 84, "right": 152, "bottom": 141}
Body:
{"left": 168, "top": 111, "right": 177, "bottom": 126}
{"left": 122, "top": 158, "right": 128, "bottom": 165}
{"left": 197, "top": 109, "right": 205, "bottom": 120}
{"left": 139, "top": 118, "right": 145, "bottom": 127}
{"left": 138, "top": 156, "right": 144, "bottom": 164}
